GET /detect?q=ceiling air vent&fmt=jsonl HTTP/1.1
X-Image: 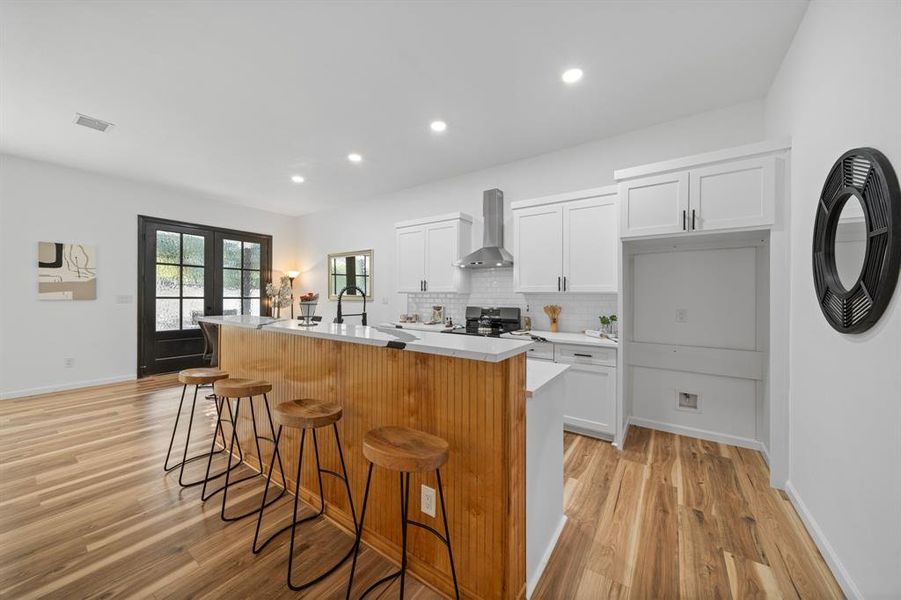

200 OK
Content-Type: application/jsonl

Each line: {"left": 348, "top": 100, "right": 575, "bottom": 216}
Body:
{"left": 73, "top": 113, "right": 114, "bottom": 133}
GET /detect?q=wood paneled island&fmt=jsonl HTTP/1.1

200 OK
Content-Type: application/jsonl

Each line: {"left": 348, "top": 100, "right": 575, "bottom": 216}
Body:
{"left": 203, "top": 316, "right": 535, "bottom": 599}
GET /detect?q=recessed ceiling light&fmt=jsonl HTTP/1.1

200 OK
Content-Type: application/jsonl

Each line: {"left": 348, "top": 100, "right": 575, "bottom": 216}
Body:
{"left": 430, "top": 120, "right": 447, "bottom": 133}
{"left": 290, "top": 175, "right": 305, "bottom": 184}
{"left": 561, "top": 68, "right": 583, "bottom": 84}
{"left": 347, "top": 153, "right": 363, "bottom": 163}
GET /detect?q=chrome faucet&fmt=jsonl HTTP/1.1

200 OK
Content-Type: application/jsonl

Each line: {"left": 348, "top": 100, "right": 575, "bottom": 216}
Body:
{"left": 334, "top": 286, "right": 367, "bottom": 325}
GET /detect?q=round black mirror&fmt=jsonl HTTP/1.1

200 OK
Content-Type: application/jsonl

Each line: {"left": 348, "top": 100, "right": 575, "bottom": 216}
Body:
{"left": 833, "top": 193, "right": 867, "bottom": 291}
{"left": 813, "top": 148, "right": 901, "bottom": 333}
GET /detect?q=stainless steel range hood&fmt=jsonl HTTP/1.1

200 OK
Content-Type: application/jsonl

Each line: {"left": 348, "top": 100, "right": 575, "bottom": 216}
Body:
{"left": 456, "top": 189, "right": 514, "bottom": 269}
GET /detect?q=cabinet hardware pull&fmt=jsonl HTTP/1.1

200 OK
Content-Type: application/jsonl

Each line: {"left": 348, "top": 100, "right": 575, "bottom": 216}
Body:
{"left": 563, "top": 276, "right": 567, "bottom": 292}
{"left": 682, "top": 210, "right": 687, "bottom": 231}
{"left": 692, "top": 209, "right": 696, "bottom": 230}
{"left": 557, "top": 276, "right": 561, "bottom": 291}
{"left": 574, "top": 353, "right": 592, "bottom": 358}
{"left": 424, "top": 280, "right": 427, "bottom": 292}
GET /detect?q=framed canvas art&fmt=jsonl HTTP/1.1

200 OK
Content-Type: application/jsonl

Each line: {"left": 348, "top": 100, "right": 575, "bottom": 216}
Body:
{"left": 38, "top": 242, "right": 97, "bottom": 300}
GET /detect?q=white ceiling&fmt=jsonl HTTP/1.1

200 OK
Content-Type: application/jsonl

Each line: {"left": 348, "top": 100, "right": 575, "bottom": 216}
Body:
{"left": 0, "top": 1, "right": 807, "bottom": 216}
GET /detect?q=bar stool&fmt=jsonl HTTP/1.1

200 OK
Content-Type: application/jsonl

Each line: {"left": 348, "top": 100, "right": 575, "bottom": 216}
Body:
{"left": 253, "top": 398, "right": 358, "bottom": 591}
{"left": 163, "top": 367, "right": 232, "bottom": 487}
{"left": 201, "top": 377, "right": 288, "bottom": 521}
{"left": 346, "top": 426, "right": 460, "bottom": 600}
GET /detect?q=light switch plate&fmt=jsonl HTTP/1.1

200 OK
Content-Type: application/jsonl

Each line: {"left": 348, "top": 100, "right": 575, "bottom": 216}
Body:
{"left": 675, "top": 308, "right": 688, "bottom": 323}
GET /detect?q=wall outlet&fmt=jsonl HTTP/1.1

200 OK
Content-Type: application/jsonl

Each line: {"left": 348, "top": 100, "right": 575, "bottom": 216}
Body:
{"left": 675, "top": 308, "right": 688, "bottom": 323}
{"left": 421, "top": 484, "right": 436, "bottom": 518}
{"left": 64, "top": 357, "right": 74, "bottom": 368}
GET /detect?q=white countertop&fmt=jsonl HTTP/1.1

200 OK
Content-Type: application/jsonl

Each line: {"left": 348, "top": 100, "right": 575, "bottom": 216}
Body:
{"left": 199, "top": 315, "right": 280, "bottom": 329}
{"left": 200, "top": 315, "right": 534, "bottom": 363}
{"left": 502, "top": 329, "right": 618, "bottom": 348}
{"left": 526, "top": 360, "right": 570, "bottom": 398}
{"left": 381, "top": 321, "right": 452, "bottom": 333}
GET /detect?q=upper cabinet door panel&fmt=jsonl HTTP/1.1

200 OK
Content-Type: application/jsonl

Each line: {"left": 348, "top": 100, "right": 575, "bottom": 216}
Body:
{"left": 619, "top": 172, "right": 689, "bottom": 238}
{"left": 563, "top": 195, "right": 618, "bottom": 292}
{"left": 513, "top": 205, "right": 563, "bottom": 292}
{"left": 424, "top": 222, "right": 458, "bottom": 292}
{"left": 690, "top": 157, "right": 776, "bottom": 231}
{"left": 396, "top": 226, "right": 425, "bottom": 293}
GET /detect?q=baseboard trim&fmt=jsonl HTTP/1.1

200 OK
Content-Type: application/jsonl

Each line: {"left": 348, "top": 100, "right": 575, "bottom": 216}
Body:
{"left": 0, "top": 374, "right": 136, "bottom": 400}
{"left": 627, "top": 416, "right": 764, "bottom": 452}
{"left": 783, "top": 481, "right": 862, "bottom": 600}
{"left": 563, "top": 421, "right": 613, "bottom": 442}
{"left": 527, "top": 515, "right": 567, "bottom": 599}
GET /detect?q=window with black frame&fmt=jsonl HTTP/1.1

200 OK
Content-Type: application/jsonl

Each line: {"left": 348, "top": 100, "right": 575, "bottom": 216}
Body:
{"left": 328, "top": 250, "right": 373, "bottom": 300}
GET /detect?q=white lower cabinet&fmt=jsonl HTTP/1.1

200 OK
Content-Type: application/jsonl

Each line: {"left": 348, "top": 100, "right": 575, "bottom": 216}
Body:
{"left": 561, "top": 364, "right": 616, "bottom": 438}
{"left": 527, "top": 341, "right": 617, "bottom": 439}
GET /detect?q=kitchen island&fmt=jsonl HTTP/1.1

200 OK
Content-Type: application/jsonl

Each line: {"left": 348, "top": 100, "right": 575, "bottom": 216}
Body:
{"left": 201, "top": 315, "right": 546, "bottom": 599}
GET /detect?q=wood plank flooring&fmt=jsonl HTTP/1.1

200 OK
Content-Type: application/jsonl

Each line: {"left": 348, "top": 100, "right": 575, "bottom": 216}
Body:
{"left": 0, "top": 377, "right": 843, "bottom": 599}
{"left": 531, "top": 429, "right": 844, "bottom": 599}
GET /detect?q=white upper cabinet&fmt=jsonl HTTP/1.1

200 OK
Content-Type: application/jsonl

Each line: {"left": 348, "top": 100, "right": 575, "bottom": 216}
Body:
{"left": 689, "top": 157, "right": 775, "bottom": 231}
{"left": 512, "top": 204, "right": 563, "bottom": 292}
{"left": 619, "top": 172, "right": 689, "bottom": 238}
{"left": 615, "top": 140, "right": 788, "bottom": 239}
{"left": 395, "top": 213, "right": 472, "bottom": 293}
{"left": 396, "top": 227, "right": 426, "bottom": 293}
{"left": 512, "top": 186, "right": 618, "bottom": 293}
{"left": 563, "top": 195, "right": 618, "bottom": 293}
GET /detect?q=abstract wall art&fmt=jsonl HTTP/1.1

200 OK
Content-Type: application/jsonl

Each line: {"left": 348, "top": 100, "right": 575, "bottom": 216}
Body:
{"left": 38, "top": 242, "right": 97, "bottom": 300}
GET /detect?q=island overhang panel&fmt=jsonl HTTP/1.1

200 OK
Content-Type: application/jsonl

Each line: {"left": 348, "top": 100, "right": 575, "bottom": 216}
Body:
{"left": 218, "top": 325, "right": 527, "bottom": 600}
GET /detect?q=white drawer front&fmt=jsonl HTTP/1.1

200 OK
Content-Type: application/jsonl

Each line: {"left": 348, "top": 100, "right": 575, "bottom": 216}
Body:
{"left": 526, "top": 341, "right": 555, "bottom": 361}
{"left": 554, "top": 344, "right": 616, "bottom": 366}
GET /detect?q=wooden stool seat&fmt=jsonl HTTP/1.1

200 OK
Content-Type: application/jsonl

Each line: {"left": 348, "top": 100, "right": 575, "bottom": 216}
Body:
{"left": 213, "top": 377, "right": 272, "bottom": 398}
{"left": 363, "top": 426, "right": 449, "bottom": 473}
{"left": 274, "top": 398, "right": 342, "bottom": 429}
{"left": 177, "top": 367, "right": 229, "bottom": 386}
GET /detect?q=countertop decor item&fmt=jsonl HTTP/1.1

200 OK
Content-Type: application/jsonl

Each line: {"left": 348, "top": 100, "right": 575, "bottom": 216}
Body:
{"left": 265, "top": 276, "right": 292, "bottom": 318}
{"left": 813, "top": 148, "right": 900, "bottom": 333}
{"left": 543, "top": 304, "right": 561, "bottom": 333}
{"left": 297, "top": 291, "right": 319, "bottom": 326}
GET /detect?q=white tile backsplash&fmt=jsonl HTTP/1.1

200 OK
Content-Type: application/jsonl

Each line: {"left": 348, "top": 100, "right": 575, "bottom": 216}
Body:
{"left": 405, "top": 268, "right": 617, "bottom": 332}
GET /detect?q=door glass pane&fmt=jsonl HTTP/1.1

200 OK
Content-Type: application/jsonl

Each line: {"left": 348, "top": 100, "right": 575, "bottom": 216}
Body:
{"left": 156, "top": 265, "right": 180, "bottom": 296}
{"left": 182, "top": 298, "right": 204, "bottom": 329}
{"left": 183, "top": 267, "right": 205, "bottom": 297}
{"left": 223, "top": 268, "right": 241, "bottom": 297}
{"left": 223, "top": 239, "right": 242, "bottom": 268}
{"left": 156, "top": 231, "right": 180, "bottom": 263}
{"left": 243, "top": 270, "right": 260, "bottom": 297}
{"left": 183, "top": 234, "right": 205, "bottom": 266}
{"left": 244, "top": 242, "right": 260, "bottom": 269}
{"left": 243, "top": 298, "right": 261, "bottom": 316}
{"left": 156, "top": 299, "right": 180, "bottom": 331}
{"left": 223, "top": 298, "right": 241, "bottom": 315}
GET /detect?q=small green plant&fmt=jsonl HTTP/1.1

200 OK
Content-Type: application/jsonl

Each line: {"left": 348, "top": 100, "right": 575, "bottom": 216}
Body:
{"left": 599, "top": 315, "right": 610, "bottom": 326}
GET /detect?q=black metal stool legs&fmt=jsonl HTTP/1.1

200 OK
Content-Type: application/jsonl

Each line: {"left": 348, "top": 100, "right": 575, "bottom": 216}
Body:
{"left": 164, "top": 384, "right": 231, "bottom": 486}
{"left": 346, "top": 467, "right": 460, "bottom": 600}
{"left": 200, "top": 394, "right": 247, "bottom": 501}
{"left": 253, "top": 423, "right": 358, "bottom": 591}
{"left": 215, "top": 395, "right": 287, "bottom": 522}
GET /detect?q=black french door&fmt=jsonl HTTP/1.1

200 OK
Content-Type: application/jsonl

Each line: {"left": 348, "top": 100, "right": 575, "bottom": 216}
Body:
{"left": 138, "top": 216, "right": 272, "bottom": 376}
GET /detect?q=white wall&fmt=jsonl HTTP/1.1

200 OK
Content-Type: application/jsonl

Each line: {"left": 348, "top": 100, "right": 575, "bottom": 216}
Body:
{"left": 764, "top": 1, "right": 901, "bottom": 597}
{"left": 297, "top": 100, "right": 765, "bottom": 326}
{"left": 0, "top": 154, "right": 297, "bottom": 398}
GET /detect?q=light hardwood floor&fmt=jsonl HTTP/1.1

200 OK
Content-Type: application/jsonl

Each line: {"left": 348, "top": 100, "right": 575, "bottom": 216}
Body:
{"left": 0, "top": 377, "right": 842, "bottom": 599}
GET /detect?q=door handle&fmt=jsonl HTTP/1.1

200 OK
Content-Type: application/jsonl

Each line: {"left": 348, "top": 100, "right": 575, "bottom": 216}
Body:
{"left": 692, "top": 209, "right": 697, "bottom": 230}
{"left": 682, "top": 210, "right": 687, "bottom": 231}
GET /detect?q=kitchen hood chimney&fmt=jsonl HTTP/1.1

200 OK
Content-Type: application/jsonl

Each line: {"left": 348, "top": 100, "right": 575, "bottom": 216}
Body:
{"left": 456, "top": 189, "right": 514, "bottom": 269}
